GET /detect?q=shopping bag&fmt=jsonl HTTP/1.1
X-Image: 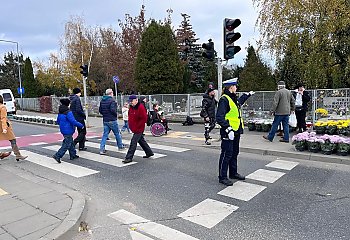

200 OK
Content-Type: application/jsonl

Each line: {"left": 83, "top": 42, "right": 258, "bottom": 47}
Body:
{"left": 289, "top": 113, "right": 297, "bottom": 127}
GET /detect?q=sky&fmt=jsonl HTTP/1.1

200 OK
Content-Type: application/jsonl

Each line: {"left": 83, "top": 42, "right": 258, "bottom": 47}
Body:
{"left": 0, "top": 0, "right": 263, "bottom": 67}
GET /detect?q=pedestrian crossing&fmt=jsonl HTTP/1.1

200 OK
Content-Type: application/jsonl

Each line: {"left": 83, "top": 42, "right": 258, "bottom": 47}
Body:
{"left": 3, "top": 140, "right": 190, "bottom": 179}
{"left": 107, "top": 159, "right": 300, "bottom": 239}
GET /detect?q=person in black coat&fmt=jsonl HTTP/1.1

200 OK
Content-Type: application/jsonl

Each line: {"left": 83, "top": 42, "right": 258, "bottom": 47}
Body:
{"left": 292, "top": 84, "right": 311, "bottom": 133}
{"left": 200, "top": 88, "right": 217, "bottom": 145}
{"left": 69, "top": 88, "right": 87, "bottom": 151}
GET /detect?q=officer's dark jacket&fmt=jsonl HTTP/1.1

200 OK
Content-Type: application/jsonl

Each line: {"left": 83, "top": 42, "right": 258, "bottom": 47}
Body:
{"left": 99, "top": 95, "right": 118, "bottom": 122}
{"left": 69, "top": 94, "right": 86, "bottom": 122}
{"left": 200, "top": 93, "right": 217, "bottom": 118}
{"left": 216, "top": 89, "right": 250, "bottom": 138}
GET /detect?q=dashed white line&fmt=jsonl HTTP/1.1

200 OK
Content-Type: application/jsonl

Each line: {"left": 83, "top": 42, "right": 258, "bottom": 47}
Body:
{"left": 218, "top": 181, "right": 267, "bottom": 201}
{"left": 266, "top": 160, "right": 299, "bottom": 170}
{"left": 246, "top": 169, "right": 285, "bottom": 183}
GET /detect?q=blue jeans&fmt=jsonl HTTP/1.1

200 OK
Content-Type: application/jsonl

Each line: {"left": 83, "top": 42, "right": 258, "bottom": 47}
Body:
{"left": 55, "top": 135, "right": 76, "bottom": 159}
{"left": 121, "top": 120, "right": 130, "bottom": 132}
{"left": 267, "top": 115, "right": 290, "bottom": 141}
{"left": 100, "top": 120, "right": 123, "bottom": 151}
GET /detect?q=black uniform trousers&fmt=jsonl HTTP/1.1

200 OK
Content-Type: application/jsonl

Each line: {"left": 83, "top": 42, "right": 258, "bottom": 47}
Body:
{"left": 218, "top": 134, "right": 240, "bottom": 180}
{"left": 125, "top": 133, "right": 153, "bottom": 160}
{"left": 74, "top": 120, "right": 86, "bottom": 149}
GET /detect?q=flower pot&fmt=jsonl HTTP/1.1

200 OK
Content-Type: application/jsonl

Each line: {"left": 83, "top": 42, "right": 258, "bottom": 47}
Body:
{"left": 320, "top": 142, "right": 337, "bottom": 155}
{"left": 325, "top": 126, "right": 337, "bottom": 135}
{"left": 261, "top": 123, "right": 271, "bottom": 132}
{"left": 337, "top": 143, "right": 350, "bottom": 156}
{"left": 294, "top": 141, "right": 306, "bottom": 151}
{"left": 307, "top": 141, "right": 320, "bottom": 153}
{"left": 247, "top": 122, "right": 256, "bottom": 131}
{"left": 255, "top": 123, "right": 262, "bottom": 132}
{"left": 315, "top": 126, "right": 326, "bottom": 135}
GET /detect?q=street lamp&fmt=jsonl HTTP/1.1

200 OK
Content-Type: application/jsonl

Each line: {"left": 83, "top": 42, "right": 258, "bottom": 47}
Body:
{"left": 0, "top": 39, "right": 23, "bottom": 101}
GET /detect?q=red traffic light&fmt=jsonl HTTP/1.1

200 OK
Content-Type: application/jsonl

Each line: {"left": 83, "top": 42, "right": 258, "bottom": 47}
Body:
{"left": 225, "top": 19, "right": 241, "bottom": 31}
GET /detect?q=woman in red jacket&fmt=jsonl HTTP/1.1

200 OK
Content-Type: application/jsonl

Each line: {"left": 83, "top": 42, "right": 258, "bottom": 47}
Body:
{"left": 123, "top": 95, "right": 154, "bottom": 164}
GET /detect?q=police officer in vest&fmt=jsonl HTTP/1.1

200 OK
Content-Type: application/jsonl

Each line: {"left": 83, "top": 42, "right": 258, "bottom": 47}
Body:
{"left": 216, "top": 78, "right": 255, "bottom": 186}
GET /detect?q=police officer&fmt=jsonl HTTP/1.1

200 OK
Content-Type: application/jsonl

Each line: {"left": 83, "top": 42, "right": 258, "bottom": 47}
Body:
{"left": 216, "top": 78, "right": 254, "bottom": 186}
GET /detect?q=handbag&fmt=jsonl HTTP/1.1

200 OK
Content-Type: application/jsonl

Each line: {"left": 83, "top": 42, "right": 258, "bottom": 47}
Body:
{"left": 289, "top": 113, "right": 297, "bottom": 127}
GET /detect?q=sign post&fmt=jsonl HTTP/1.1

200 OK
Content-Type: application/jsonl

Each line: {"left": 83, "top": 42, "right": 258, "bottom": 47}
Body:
{"left": 112, "top": 75, "right": 120, "bottom": 111}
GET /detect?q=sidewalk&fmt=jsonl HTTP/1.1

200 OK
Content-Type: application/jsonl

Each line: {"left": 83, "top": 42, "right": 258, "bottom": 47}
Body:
{"left": 0, "top": 165, "right": 85, "bottom": 240}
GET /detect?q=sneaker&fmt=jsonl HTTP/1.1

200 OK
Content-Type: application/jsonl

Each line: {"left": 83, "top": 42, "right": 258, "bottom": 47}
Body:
{"left": 118, "top": 145, "right": 126, "bottom": 150}
{"left": 219, "top": 178, "right": 233, "bottom": 186}
{"left": 122, "top": 158, "right": 132, "bottom": 164}
{"left": 100, "top": 150, "right": 107, "bottom": 155}
{"left": 79, "top": 147, "right": 87, "bottom": 151}
{"left": 143, "top": 153, "right": 154, "bottom": 158}
{"left": 52, "top": 155, "right": 61, "bottom": 163}
{"left": 70, "top": 155, "right": 79, "bottom": 160}
{"left": 205, "top": 141, "right": 211, "bottom": 145}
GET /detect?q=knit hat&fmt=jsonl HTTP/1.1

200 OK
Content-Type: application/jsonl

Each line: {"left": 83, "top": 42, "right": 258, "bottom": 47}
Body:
{"left": 129, "top": 95, "right": 137, "bottom": 101}
{"left": 207, "top": 88, "right": 215, "bottom": 94}
{"left": 60, "top": 98, "right": 70, "bottom": 106}
{"left": 73, "top": 88, "right": 81, "bottom": 94}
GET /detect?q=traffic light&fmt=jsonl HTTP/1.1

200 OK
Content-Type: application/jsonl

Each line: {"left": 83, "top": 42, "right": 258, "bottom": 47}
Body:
{"left": 202, "top": 39, "right": 215, "bottom": 61}
{"left": 223, "top": 18, "right": 241, "bottom": 60}
{"left": 80, "top": 64, "right": 88, "bottom": 77}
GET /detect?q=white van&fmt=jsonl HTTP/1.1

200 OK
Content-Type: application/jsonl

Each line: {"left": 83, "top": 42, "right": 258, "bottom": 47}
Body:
{"left": 0, "top": 89, "right": 16, "bottom": 114}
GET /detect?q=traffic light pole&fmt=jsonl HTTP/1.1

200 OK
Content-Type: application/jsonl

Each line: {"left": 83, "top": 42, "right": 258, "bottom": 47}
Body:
{"left": 217, "top": 57, "right": 223, "bottom": 97}
{"left": 83, "top": 76, "right": 89, "bottom": 127}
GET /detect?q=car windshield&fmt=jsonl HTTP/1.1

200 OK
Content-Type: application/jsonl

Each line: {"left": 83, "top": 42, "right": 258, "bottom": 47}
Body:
{"left": 2, "top": 93, "right": 12, "bottom": 102}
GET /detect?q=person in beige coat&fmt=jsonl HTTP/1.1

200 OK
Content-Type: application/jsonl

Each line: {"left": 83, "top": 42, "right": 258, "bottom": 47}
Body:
{"left": 0, "top": 95, "right": 27, "bottom": 161}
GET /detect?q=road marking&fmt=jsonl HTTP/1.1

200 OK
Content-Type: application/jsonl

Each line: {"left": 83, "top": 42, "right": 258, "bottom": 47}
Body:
{"left": 246, "top": 169, "right": 285, "bottom": 183}
{"left": 145, "top": 143, "right": 189, "bottom": 152}
{"left": 129, "top": 230, "right": 154, "bottom": 240}
{"left": 29, "top": 142, "right": 48, "bottom": 146}
{"left": 0, "top": 146, "right": 11, "bottom": 150}
{"left": 0, "top": 187, "right": 8, "bottom": 196}
{"left": 87, "top": 142, "right": 166, "bottom": 159}
{"left": 44, "top": 145, "right": 136, "bottom": 167}
{"left": 30, "top": 134, "right": 45, "bottom": 137}
{"left": 109, "top": 209, "right": 199, "bottom": 240}
{"left": 218, "top": 181, "right": 267, "bottom": 201}
{"left": 21, "top": 150, "right": 99, "bottom": 178}
{"left": 178, "top": 198, "right": 238, "bottom": 228}
{"left": 266, "top": 160, "right": 299, "bottom": 170}
{"left": 86, "top": 135, "right": 100, "bottom": 139}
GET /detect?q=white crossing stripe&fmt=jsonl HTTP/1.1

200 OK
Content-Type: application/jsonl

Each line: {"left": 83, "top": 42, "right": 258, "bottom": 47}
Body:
{"left": 0, "top": 146, "right": 11, "bottom": 150}
{"left": 246, "top": 169, "right": 285, "bottom": 183}
{"left": 31, "top": 134, "right": 45, "bottom": 137}
{"left": 0, "top": 187, "right": 8, "bottom": 196}
{"left": 147, "top": 143, "right": 190, "bottom": 153}
{"left": 218, "top": 181, "right": 267, "bottom": 201}
{"left": 178, "top": 198, "right": 238, "bottom": 228}
{"left": 29, "top": 142, "right": 48, "bottom": 146}
{"left": 21, "top": 150, "right": 99, "bottom": 178}
{"left": 130, "top": 230, "right": 155, "bottom": 240}
{"left": 266, "top": 160, "right": 299, "bottom": 170}
{"left": 86, "top": 135, "right": 100, "bottom": 139}
{"left": 43, "top": 146, "right": 136, "bottom": 167}
{"left": 86, "top": 142, "right": 166, "bottom": 159}
{"left": 109, "top": 209, "right": 199, "bottom": 240}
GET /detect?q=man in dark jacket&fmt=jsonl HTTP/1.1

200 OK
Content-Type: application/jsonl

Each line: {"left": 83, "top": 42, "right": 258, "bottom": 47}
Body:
{"left": 200, "top": 88, "right": 217, "bottom": 145}
{"left": 216, "top": 78, "right": 254, "bottom": 186}
{"left": 53, "top": 98, "right": 84, "bottom": 163}
{"left": 69, "top": 88, "right": 87, "bottom": 151}
{"left": 123, "top": 95, "right": 153, "bottom": 164}
{"left": 292, "top": 84, "right": 310, "bottom": 133}
{"left": 99, "top": 88, "right": 124, "bottom": 154}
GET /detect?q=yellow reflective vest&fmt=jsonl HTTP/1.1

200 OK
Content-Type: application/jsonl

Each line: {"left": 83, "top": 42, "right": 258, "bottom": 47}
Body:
{"left": 222, "top": 94, "right": 244, "bottom": 131}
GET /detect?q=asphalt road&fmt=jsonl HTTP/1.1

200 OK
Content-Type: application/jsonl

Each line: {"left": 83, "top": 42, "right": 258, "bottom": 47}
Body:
{"left": 5, "top": 122, "right": 350, "bottom": 240}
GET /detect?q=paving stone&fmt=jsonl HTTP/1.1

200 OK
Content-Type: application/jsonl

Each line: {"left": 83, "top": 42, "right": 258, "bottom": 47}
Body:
{"left": 18, "top": 222, "right": 59, "bottom": 240}
{"left": 0, "top": 204, "right": 40, "bottom": 226}
{"left": 0, "top": 227, "right": 6, "bottom": 234}
{"left": 0, "top": 197, "right": 26, "bottom": 213}
{"left": 15, "top": 186, "right": 53, "bottom": 200}
{"left": 3, "top": 212, "right": 60, "bottom": 239}
{"left": 55, "top": 210, "right": 69, "bottom": 220}
{"left": 24, "top": 191, "right": 68, "bottom": 207}
{"left": 0, "top": 232, "right": 16, "bottom": 240}
{"left": 40, "top": 197, "right": 72, "bottom": 216}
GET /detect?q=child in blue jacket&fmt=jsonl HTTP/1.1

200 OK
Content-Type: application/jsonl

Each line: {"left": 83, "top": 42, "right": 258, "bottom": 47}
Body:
{"left": 53, "top": 98, "right": 84, "bottom": 163}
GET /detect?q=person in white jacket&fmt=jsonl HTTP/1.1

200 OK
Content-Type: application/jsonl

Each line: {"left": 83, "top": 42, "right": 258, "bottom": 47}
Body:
{"left": 121, "top": 102, "right": 131, "bottom": 133}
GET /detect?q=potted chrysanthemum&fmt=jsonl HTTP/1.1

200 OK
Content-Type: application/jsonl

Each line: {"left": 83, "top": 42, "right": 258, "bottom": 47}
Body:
{"left": 319, "top": 135, "right": 339, "bottom": 155}
{"left": 292, "top": 132, "right": 310, "bottom": 151}
{"left": 307, "top": 136, "right": 322, "bottom": 153}
{"left": 314, "top": 121, "right": 326, "bottom": 134}
{"left": 337, "top": 137, "right": 350, "bottom": 156}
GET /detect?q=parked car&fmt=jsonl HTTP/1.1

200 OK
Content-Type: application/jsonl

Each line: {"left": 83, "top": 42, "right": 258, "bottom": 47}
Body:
{"left": 0, "top": 89, "right": 16, "bottom": 114}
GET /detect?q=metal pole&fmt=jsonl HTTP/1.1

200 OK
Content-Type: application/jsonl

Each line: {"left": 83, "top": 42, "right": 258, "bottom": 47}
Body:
{"left": 217, "top": 57, "right": 223, "bottom": 96}
{"left": 312, "top": 89, "right": 317, "bottom": 130}
{"left": 187, "top": 94, "right": 191, "bottom": 116}
{"left": 115, "top": 82, "right": 118, "bottom": 112}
